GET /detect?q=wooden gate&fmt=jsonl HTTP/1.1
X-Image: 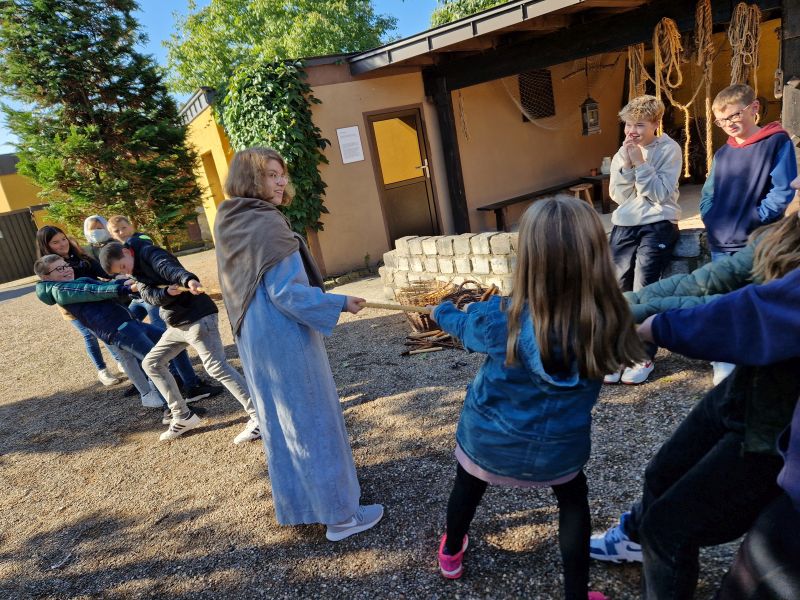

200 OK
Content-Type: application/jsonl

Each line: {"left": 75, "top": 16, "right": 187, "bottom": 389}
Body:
{"left": 0, "top": 209, "right": 38, "bottom": 284}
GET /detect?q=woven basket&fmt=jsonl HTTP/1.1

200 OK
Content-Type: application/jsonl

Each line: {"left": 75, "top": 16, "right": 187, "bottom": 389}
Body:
{"left": 395, "top": 280, "right": 455, "bottom": 332}
{"left": 441, "top": 280, "right": 492, "bottom": 309}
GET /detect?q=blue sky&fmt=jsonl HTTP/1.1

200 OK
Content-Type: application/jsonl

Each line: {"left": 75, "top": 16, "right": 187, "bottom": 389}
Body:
{"left": 0, "top": 0, "right": 440, "bottom": 153}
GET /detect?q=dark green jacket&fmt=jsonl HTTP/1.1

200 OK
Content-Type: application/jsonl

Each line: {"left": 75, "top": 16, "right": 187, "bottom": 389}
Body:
{"left": 624, "top": 244, "right": 757, "bottom": 323}
{"left": 625, "top": 243, "right": 799, "bottom": 455}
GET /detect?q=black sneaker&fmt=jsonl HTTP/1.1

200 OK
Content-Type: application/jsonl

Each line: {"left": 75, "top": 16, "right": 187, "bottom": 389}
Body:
{"left": 184, "top": 382, "right": 223, "bottom": 403}
{"left": 122, "top": 384, "right": 138, "bottom": 397}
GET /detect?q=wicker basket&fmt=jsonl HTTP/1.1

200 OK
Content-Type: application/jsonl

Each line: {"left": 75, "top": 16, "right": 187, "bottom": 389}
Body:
{"left": 395, "top": 279, "right": 455, "bottom": 332}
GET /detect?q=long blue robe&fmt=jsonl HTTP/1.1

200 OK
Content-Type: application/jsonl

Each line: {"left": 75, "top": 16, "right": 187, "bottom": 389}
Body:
{"left": 237, "top": 251, "right": 361, "bottom": 525}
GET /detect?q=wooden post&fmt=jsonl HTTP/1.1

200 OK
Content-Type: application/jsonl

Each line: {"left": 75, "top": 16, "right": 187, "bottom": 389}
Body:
{"left": 783, "top": 0, "right": 800, "bottom": 84}
{"left": 424, "top": 73, "right": 471, "bottom": 234}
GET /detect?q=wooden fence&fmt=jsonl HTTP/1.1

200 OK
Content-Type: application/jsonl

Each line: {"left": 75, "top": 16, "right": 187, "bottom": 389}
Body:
{"left": 0, "top": 209, "right": 38, "bottom": 284}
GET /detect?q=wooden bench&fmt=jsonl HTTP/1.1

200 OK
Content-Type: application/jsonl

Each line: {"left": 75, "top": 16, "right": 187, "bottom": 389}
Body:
{"left": 476, "top": 178, "right": 584, "bottom": 231}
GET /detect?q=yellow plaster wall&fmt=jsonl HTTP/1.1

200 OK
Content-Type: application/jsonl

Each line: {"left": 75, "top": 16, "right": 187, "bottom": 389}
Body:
{"left": 185, "top": 106, "right": 234, "bottom": 235}
{"left": 0, "top": 172, "right": 41, "bottom": 213}
{"left": 454, "top": 56, "right": 628, "bottom": 230}
{"left": 309, "top": 70, "right": 446, "bottom": 275}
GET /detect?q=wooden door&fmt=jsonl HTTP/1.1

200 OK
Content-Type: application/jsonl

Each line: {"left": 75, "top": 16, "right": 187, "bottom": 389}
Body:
{"left": 368, "top": 108, "right": 439, "bottom": 242}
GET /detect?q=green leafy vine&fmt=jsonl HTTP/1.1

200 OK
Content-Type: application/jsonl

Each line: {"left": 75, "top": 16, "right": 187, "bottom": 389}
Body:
{"left": 221, "top": 59, "right": 329, "bottom": 234}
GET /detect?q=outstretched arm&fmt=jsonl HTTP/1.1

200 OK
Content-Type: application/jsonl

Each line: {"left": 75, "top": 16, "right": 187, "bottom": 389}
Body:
{"left": 640, "top": 269, "right": 800, "bottom": 364}
{"left": 44, "top": 279, "right": 132, "bottom": 305}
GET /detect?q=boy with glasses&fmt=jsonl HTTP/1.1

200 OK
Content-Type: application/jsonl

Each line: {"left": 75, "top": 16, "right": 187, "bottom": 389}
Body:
{"left": 701, "top": 84, "right": 796, "bottom": 260}
{"left": 700, "top": 83, "right": 796, "bottom": 384}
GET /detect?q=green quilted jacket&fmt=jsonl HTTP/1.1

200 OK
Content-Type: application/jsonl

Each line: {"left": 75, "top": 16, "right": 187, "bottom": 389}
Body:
{"left": 624, "top": 244, "right": 757, "bottom": 323}
{"left": 625, "top": 242, "right": 799, "bottom": 455}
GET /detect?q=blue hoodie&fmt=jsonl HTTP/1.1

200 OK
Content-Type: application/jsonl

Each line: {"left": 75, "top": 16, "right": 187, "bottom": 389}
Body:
{"left": 700, "top": 122, "right": 797, "bottom": 253}
{"left": 433, "top": 296, "right": 602, "bottom": 481}
{"left": 651, "top": 269, "right": 800, "bottom": 509}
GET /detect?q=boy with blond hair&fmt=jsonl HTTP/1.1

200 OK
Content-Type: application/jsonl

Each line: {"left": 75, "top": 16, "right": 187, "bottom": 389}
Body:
{"left": 107, "top": 215, "right": 153, "bottom": 245}
{"left": 606, "top": 94, "right": 682, "bottom": 385}
{"left": 701, "top": 84, "right": 796, "bottom": 259}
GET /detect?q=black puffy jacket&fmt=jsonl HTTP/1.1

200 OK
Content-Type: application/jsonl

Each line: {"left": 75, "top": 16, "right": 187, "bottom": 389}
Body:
{"left": 127, "top": 236, "right": 217, "bottom": 327}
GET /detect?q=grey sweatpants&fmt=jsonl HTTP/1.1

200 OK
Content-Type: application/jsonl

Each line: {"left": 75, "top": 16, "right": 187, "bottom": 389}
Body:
{"left": 142, "top": 313, "right": 256, "bottom": 420}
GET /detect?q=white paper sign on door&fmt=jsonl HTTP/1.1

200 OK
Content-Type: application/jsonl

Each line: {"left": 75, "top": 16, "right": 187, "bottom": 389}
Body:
{"left": 336, "top": 126, "right": 365, "bottom": 164}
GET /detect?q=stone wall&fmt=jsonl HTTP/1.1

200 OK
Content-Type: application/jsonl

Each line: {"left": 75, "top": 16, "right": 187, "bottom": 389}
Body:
{"left": 379, "top": 229, "right": 707, "bottom": 300}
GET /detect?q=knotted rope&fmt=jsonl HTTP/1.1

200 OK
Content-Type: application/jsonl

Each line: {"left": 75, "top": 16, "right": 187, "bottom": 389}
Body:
{"left": 728, "top": 3, "right": 762, "bottom": 93}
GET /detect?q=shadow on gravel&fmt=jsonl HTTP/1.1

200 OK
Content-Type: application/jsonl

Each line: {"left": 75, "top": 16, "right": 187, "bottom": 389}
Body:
{"left": 1, "top": 311, "right": 730, "bottom": 599}
{"left": 0, "top": 376, "right": 252, "bottom": 457}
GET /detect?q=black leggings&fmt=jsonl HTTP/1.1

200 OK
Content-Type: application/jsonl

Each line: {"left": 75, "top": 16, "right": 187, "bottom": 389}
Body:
{"left": 445, "top": 464, "right": 590, "bottom": 600}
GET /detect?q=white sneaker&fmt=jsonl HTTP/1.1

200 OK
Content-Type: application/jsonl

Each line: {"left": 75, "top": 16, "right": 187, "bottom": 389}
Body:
{"left": 97, "top": 368, "right": 120, "bottom": 386}
{"left": 233, "top": 418, "right": 261, "bottom": 444}
{"left": 326, "top": 504, "right": 384, "bottom": 542}
{"left": 162, "top": 409, "right": 171, "bottom": 425}
{"left": 621, "top": 361, "right": 654, "bottom": 385}
{"left": 603, "top": 370, "right": 622, "bottom": 384}
{"left": 159, "top": 412, "right": 203, "bottom": 441}
{"left": 141, "top": 390, "right": 163, "bottom": 408}
{"left": 115, "top": 362, "right": 128, "bottom": 379}
{"left": 712, "top": 361, "right": 736, "bottom": 386}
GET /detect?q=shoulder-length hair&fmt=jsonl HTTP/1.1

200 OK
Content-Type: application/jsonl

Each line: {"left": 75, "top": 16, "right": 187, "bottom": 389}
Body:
{"left": 505, "top": 195, "right": 647, "bottom": 378}
{"left": 36, "top": 225, "right": 88, "bottom": 260}
{"left": 751, "top": 211, "right": 800, "bottom": 282}
{"left": 223, "top": 147, "right": 293, "bottom": 205}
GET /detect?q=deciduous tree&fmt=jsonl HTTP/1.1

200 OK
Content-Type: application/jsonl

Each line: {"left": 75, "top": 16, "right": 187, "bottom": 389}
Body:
{"left": 430, "top": 0, "right": 506, "bottom": 26}
{"left": 165, "top": 0, "right": 397, "bottom": 94}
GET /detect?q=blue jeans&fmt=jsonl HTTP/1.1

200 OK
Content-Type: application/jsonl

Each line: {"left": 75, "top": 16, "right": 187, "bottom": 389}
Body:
{"left": 625, "top": 380, "right": 784, "bottom": 599}
{"left": 113, "top": 345, "right": 160, "bottom": 399}
{"left": 128, "top": 299, "right": 167, "bottom": 329}
{"left": 70, "top": 319, "right": 123, "bottom": 370}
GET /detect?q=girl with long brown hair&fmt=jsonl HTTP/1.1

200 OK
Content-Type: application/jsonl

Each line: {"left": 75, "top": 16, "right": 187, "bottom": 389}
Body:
{"left": 432, "top": 195, "right": 645, "bottom": 600}
{"left": 36, "top": 225, "right": 122, "bottom": 386}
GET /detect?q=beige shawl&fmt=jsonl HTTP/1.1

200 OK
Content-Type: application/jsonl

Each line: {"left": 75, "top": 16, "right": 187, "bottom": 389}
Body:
{"left": 214, "top": 197, "right": 324, "bottom": 335}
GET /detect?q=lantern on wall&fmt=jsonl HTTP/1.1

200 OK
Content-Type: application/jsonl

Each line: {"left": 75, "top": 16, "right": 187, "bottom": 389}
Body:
{"left": 581, "top": 96, "right": 601, "bottom": 135}
{"left": 579, "top": 57, "right": 600, "bottom": 136}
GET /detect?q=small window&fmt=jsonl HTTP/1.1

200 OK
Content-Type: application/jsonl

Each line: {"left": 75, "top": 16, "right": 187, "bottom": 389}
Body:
{"left": 518, "top": 69, "right": 555, "bottom": 121}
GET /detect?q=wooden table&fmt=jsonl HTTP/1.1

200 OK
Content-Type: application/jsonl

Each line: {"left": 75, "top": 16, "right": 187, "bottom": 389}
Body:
{"left": 580, "top": 174, "right": 611, "bottom": 214}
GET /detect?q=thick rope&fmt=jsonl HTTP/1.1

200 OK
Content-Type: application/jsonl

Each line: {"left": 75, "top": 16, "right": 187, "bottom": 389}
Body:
{"left": 625, "top": 0, "right": 716, "bottom": 177}
{"left": 628, "top": 43, "right": 648, "bottom": 100}
{"left": 728, "top": 3, "right": 762, "bottom": 94}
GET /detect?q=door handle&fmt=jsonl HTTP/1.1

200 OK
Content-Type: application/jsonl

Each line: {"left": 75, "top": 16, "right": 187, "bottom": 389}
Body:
{"left": 415, "top": 159, "right": 430, "bottom": 179}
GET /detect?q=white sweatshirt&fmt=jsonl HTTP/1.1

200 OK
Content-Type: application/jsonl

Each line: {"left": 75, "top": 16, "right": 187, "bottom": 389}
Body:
{"left": 609, "top": 133, "right": 682, "bottom": 226}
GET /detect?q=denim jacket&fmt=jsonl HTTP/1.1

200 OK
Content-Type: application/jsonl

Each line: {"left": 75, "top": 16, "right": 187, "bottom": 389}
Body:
{"left": 433, "top": 296, "right": 602, "bottom": 481}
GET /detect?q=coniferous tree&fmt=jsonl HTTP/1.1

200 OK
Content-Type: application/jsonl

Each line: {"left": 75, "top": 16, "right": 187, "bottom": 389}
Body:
{"left": 0, "top": 0, "right": 203, "bottom": 243}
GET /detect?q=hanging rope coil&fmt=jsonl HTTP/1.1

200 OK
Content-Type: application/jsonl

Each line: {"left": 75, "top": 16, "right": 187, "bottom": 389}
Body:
{"left": 652, "top": 18, "right": 685, "bottom": 102}
{"left": 728, "top": 3, "right": 762, "bottom": 93}
{"left": 628, "top": 43, "right": 648, "bottom": 100}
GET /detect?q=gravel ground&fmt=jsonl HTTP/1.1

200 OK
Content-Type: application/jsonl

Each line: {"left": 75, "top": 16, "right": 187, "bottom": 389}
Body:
{"left": 0, "top": 250, "right": 736, "bottom": 599}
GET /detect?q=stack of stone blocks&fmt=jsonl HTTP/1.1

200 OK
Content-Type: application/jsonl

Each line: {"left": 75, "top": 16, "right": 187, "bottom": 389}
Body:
{"left": 379, "top": 229, "right": 706, "bottom": 301}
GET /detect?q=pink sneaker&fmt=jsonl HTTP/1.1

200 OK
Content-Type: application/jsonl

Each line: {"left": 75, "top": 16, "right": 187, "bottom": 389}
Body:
{"left": 588, "top": 592, "right": 609, "bottom": 600}
{"left": 437, "top": 533, "right": 469, "bottom": 579}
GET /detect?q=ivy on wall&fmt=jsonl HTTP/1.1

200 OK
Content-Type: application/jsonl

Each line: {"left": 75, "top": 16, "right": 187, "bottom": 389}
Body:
{"left": 221, "top": 59, "right": 329, "bottom": 234}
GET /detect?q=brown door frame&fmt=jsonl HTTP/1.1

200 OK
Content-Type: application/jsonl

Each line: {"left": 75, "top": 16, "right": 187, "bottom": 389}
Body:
{"left": 362, "top": 103, "right": 442, "bottom": 246}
